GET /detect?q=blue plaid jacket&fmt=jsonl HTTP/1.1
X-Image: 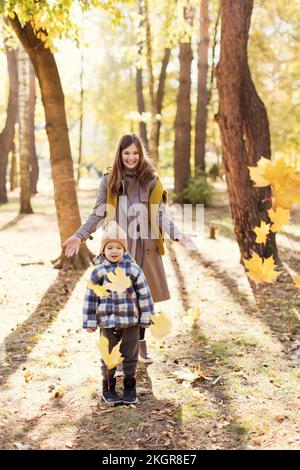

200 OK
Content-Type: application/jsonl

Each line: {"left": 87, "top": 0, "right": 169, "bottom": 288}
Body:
{"left": 82, "top": 251, "right": 155, "bottom": 330}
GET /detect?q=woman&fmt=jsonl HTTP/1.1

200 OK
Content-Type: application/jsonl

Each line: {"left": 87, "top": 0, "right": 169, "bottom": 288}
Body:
{"left": 63, "top": 134, "right": 196, "bottom": 363}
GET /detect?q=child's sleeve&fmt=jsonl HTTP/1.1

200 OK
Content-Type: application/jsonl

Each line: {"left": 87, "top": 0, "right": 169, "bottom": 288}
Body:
{"left": 82, "top": 269, "right": 101, "bottom": 329}
{"left": 133, "top": 266, "right": 155, "bottom": 328}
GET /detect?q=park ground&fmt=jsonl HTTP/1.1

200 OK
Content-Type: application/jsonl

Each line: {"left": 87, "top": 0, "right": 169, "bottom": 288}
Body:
{"left": 0, "top": 180, "right": 299, "bottom": 450}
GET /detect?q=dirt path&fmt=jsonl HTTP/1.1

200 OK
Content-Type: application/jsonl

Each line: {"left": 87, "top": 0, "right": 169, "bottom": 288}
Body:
{"left": 0, "top": 184, "right": 299, "bottom": 450}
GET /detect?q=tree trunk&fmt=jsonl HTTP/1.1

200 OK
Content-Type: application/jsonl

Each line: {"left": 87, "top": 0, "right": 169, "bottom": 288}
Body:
{"left": 29, "top": 62, "right": 39, "bottom": 194}
{"left": 143, "top": 0, "right": 159, "bottom": 166}
{"left": 9, "top": 16, "right": 94, "bottom": 269}
{"left": 174, "top": 3, "right": 194, "bottom": 196}
{"left": 77, "top": 50, "right": 84, "bottom": 185}
{"left": 10, "top": 140, "right": 18, "bottom": 191}
{"left": 136, "top": 0, "right": 148, "bottom": 148}
{"left": 18, "top": 46, "right": 33, "bottom": 214}
{"left": 0, "top": 44, "right": 18, "bottom": 204}
{"left": 195, "top": 0, "right": 209, "bottom": 175}
{"left": 215, "top": 0, "right": 278, "bottom": 264}
{"left": 156, "top": 47, "right": 171, "bottom": 149}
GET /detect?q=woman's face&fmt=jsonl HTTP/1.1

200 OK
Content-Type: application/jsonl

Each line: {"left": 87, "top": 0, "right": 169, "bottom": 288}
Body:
{"left": 121, "top": 143, "right": 140, "bottom": 170}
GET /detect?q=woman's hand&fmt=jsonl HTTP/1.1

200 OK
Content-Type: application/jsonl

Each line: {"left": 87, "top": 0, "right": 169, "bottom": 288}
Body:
{"left": 177, "top": 232, "right": 198, "bottom": 251}
{"left": 62, "top": 234, "right": 81, "bottom": 257}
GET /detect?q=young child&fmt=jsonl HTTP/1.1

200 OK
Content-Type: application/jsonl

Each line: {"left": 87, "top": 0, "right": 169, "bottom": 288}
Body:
{"left": 82, "top": 221, "right": 155, "bottom": 405}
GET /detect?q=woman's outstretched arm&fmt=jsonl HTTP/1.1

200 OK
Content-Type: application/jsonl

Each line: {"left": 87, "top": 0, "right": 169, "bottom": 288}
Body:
{"left": 75, "top": 173, "right": 108, "bottom": 242}
{"left": 63, "top": 174, "right": 108, "bottom": 257}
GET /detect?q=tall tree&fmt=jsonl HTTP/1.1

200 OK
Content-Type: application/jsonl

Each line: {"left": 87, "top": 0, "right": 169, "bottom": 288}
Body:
{"left": 174, "top": 1, "right": 194, "bottom": 195}
{"left": 143, "top": 0, "right": 159, "bottom": 165}
{"left": 0, "top": 42, "right": 18, "bottom": 203}
{"left": 215, "top": 0, "right": 278, "bottom": 263}
{"left": 194, "top": 0, "right": 209, "bottom": 175}
{"left": 18, "top": 45, "right": 33, "bottom": 214}
{"left": 136, "top": 0, "right": 148, "bottom": 147}
{"left": 29, "top": 61, "right": 39, "bottom": 194}
{"left": 77, "top": 50, "right": 84, "bottom": 185}
{"left": 156, "top": 46, "right": 171, "bottom": 149}
{"left": 9, "top": 17, "right": 93, "bottom": 269}
{"left": 9, "top": 140, "right": 18, "bottom": 191}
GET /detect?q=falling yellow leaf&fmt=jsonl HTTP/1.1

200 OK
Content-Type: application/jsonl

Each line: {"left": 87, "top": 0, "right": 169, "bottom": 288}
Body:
{"left": 183, "top": 307, "right": 201, "bottom": 327}
{"left": 107, "top": 267, "right": 131, "bottom": 293}
{"left": 24, "top": 370, "right": 33, "bottom": 383}
{"left": 268, "top": 207, "right": 290, "bottom": 233}
{"left": 253, "top": 221, "right": 271, "bottom": 244}
{"left": 87, "top": 280, "right": 111, "bottom": 298}
{"left": 293, "top": 275, "right": 300, "bottom": 289}
{"left": 97, "top": 336, "right": 123, "bottom": 369}
{"left": 149, "top": 312, "right": 172, "bottom": 338}
{"left": 248, "top": 157, "right": 273, "bottom": 187}
{"left": 248, "top": 157, "right": 300, "bottom": 209}
{"left": 243, "top": 252, "right": 282, "bottom": 284}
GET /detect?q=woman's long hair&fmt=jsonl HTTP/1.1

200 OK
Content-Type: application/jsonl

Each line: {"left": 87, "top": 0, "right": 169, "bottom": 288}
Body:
{"left": 108, "top": 134, "right": 157, "bottom": 195}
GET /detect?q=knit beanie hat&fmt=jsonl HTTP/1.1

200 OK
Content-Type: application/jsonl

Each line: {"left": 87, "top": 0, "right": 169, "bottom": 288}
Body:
{"left": 100, "top": 221, "right": 128, "bottom": 255}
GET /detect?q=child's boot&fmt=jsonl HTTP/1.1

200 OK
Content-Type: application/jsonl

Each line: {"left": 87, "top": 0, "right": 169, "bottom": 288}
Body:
{"left": 123, "top": 376, "right": 138, "bottom": 405}
{"left": 138, "top": 339, "right": 153, "bottom": 364}
{"left": 101, "top": 376, "right": 122, "bottom": 405}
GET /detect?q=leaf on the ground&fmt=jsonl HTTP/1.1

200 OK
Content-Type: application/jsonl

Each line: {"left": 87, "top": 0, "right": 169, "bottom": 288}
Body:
{"left": 31, "top": 336, "right": 40, "bottom": 343}
{"left": 243, "top": 252, "right": 281, "bottom": 284}
{"left": 23, "top": 370, "right": 33, "bottom": 383}
{"left": 14, "top": 442, "right": 30, "bottom": 450}
{"left": 107, "top": 267, "right": 131, "bottom": 293}
{"left": 87, "top": 280, "right": 111, "bottom": 298}
{"left": 253, "top": 221, "right": 271, "bottom": 244}
{"left": 173, "top": 366, "right": 207, "bottom": 383}
{"left": 51, "top": 388, "right": 65, "bottom": 399}
{"left": 293, "top": 276, "right": 300, "bottom": 289}
{"left": 149, "top": 312, "right": 172, "bottom": 338}
{"left": 268, "top": 207, "right": 290, "bottom": 233}
{"left": 183, "top": 306, "right": 201, "bottom": 327}
{"left": 97, "top": 336, "right": 123, "bottom": 369}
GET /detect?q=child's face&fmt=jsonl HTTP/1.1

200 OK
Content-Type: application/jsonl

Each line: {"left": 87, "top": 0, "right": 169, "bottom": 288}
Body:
{"left": 104, "top": 242, "right": 124, "bottom": 263}
{"left": 121, "top": 143, "right": 140, "bottom": 170}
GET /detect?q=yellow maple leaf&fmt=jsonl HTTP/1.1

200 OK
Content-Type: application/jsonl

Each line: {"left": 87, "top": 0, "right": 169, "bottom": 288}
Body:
{"left": 243, "top": 252, "right": 282, "bottom": 284}
{"left": 107, "top": 267, "right": 131, "bottom": 293}
{"left": 253, "top": 221, "right": 271, "bottom": 244}
{"left": 248, "top": 157, "right": 296, "bottom": 193}
{"left": 248, "top": 157, "right": 272, "bottom": 187}
{"left": 264, "top": 158, "right": 294, "bottom": 187}
{"left": 87, "top": 280, "right": 111, "bottom": 298}
{"left": 97, "top": 336, "right": 123, "bottom": 370}
{"left": 268, "top": 207, "right": 290, "bottom": 233}
{"left": 293, "top": 275, "right": 300, "bottom": 289}
{"left": 149, "top": 312, "right": 172, "bottom": 338}
{"left": 183, "top": 306, "right": 201, "bottom": 327}
{"left": 24, "top": 370, "right": 33, "bottom": 383}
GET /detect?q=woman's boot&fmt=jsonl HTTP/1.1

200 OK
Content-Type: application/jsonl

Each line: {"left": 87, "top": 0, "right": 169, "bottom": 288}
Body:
{"left": 138, "top": 339, "right": 153, "bottom": 364}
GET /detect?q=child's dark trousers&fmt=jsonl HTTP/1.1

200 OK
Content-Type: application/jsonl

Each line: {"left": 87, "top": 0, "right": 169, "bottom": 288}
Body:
{"left": 100, "top": 325, "right": 139, "bottom": 378}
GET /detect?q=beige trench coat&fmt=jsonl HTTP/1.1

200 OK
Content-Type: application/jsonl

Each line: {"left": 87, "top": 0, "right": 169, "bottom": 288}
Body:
{"left": 75, "top": 173, "right": 182, "bottom": 303}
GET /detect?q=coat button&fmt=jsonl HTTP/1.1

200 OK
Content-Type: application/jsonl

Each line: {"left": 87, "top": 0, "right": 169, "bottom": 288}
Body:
{"left": 146, "top": 248, "right": 151, "bottom": 254}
